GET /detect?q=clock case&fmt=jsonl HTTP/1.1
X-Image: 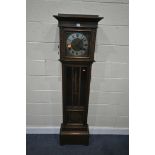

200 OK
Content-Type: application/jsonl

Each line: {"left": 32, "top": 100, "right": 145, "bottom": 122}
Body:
{"left": 54, "top": 14, "right": 103, "bottom": 145}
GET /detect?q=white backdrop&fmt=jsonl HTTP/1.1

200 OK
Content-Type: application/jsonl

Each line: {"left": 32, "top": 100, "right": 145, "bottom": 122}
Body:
{"left": 26, "top": 0, "right": 129, "bottom": 133}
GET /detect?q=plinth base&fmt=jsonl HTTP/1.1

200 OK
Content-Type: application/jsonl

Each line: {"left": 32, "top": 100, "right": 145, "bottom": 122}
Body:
{"left": 60, "top": 123, "right": 89, "bottom": 145}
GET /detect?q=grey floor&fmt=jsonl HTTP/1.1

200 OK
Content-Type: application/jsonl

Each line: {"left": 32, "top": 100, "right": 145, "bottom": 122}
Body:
{"left": 26, "top": 134, "right": 129, "bottom": 155}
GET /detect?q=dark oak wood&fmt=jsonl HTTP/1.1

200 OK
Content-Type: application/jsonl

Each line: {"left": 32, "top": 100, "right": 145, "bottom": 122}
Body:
{"left": 53, "top": 14, "right": 103, "bottom": 145}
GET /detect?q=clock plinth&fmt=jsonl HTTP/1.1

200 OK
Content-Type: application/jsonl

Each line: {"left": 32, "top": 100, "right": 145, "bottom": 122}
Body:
{"left": 60, "top": 124, "right": 89, "bottom": 145}
{"left": 54, "top": 14, "right": 103, "bottom": 145}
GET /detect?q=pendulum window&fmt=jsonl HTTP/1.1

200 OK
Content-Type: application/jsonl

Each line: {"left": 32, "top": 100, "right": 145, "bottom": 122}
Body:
{"left": 64, "top": 65, "right": 89, "bottom": 107}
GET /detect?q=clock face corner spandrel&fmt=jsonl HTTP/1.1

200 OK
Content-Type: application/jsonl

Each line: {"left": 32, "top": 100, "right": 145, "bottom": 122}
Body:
{"left": 53, "top": 14, "right": 103, "bottom": 145}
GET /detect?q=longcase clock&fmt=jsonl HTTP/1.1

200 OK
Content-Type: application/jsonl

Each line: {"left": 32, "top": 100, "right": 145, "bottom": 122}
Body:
{"left": 53, "top": 14, "right": 103, "bottom": 145}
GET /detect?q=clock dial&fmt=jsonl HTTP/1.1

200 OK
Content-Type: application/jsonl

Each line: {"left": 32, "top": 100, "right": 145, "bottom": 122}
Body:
{"left": 66, "top": 32, "right": 88, "bottom": 56}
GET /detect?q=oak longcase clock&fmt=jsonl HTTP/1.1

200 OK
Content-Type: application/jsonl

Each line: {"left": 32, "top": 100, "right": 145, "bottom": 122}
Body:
{"left": 53, "top": 14, "right": 103, "bottom": 145}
